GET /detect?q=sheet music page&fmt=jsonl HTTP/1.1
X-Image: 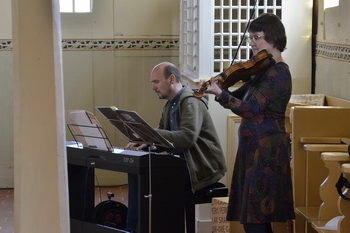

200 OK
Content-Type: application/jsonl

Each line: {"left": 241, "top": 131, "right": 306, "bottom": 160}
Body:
{"left": 66, "top": 110, "right": 111, "bottom": 151}
{"left": 96, "top": 106, "right": 174, "bottom": 149}
{"left": 316, "top": 216, "right": 343, "bottom": 230}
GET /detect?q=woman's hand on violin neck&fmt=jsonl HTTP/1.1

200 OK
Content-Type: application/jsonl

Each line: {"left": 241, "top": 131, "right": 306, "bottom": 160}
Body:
{"left": 204, "top": 78, "right": 223, "bottom": 98}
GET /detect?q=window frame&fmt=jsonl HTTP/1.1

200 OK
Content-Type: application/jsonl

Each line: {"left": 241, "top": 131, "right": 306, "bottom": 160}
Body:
{"left": 179, "top": 0, "right": 282, "bottom": 81}
{"left": 59, "top": 0, "right": 93, "bottom": 13}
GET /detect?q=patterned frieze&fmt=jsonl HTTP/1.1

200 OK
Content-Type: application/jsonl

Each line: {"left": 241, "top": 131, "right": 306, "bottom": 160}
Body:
{"left": 0, "top": 39, "right": 179, "bottom": 51}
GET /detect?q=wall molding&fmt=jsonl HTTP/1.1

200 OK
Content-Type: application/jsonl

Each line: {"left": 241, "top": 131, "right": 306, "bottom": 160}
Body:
{"left": 0, "top": 40, "right": 12, "bottom": 51}
{"left": 316, "top": 41, "right": 350, "bottom": 62}
{"left": 0, "top": 38, "right": 179, "bottom": 51}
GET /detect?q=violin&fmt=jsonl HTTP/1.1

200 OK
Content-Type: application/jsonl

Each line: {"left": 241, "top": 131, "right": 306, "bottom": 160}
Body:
{"left": 193, "top": 49, "right": 272, "bottom": 98}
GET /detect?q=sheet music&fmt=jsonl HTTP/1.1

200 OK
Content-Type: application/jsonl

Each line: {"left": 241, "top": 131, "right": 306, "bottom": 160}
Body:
{"left": 66, "top": 110, "right": 112, "bottom": 151}
{"left": 316, "top": 216, "right": 343, "bottom": 230}
{"left": 96, "top": 106, "right": 174, "bottom": 149}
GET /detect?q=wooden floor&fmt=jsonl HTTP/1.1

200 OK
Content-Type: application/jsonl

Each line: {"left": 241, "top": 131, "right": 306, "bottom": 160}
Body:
{"left": 0, "top": 189, "right": 13, "bottom": 233}
{"left": 0, "top": 185, "right": 128, "bottom": 233}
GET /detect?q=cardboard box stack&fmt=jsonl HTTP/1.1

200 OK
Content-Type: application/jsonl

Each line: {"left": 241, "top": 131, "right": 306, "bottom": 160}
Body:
{"left": 212, "top": 197, "right": 245, "bottom": 233}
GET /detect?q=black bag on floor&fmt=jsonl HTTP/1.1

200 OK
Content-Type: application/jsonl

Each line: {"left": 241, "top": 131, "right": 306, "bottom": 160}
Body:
{"left": 91, "top": 192, "right": 128, "bottom": 229}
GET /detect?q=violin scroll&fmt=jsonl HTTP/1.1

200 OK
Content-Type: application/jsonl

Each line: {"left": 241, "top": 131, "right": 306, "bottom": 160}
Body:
{"left": 192, "top": 83, "right": 208, "bottom": 98}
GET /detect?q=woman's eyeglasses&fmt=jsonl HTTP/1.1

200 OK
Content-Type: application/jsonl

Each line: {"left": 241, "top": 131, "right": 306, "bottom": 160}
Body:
{"left": 246, "top": 35, "right": 264, "bottom": 44}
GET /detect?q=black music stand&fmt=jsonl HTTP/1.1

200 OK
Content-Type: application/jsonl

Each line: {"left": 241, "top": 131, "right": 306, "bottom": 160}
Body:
{"left": 96, "top": 106, "right": 174, "bottom": 150}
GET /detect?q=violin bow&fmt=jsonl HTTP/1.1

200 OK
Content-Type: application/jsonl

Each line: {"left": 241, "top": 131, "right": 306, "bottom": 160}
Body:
{"left": 231, "top": 0, "right": 261, "bottom": 65}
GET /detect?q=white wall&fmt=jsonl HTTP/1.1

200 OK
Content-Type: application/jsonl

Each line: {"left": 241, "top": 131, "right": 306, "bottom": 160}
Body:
{"left": 0, "top": 0, "right": 11, "bottom": 38}
{"left": 282, "top": 0, "right": 313, "bottom": 94}
{"left": 0, "top": 0, "right": 13, "bottom": 188}
{"left": 0, "top": 51, "right": 13, "bottom": 188}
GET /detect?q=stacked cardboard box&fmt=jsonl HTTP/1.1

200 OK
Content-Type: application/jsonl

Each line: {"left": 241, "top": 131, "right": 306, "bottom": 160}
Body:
{"left": 212, "top": 197, "right": 245, "bottom": 233}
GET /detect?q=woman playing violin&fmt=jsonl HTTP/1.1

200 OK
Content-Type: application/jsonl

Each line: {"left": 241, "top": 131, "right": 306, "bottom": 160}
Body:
{"left": 202, "top": 13, "right": 295, "bottom": 233}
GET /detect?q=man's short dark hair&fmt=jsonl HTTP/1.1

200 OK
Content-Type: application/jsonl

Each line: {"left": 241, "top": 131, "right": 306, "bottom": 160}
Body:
{"left": 164, "top": 64, "right": 182, "bottom": 83}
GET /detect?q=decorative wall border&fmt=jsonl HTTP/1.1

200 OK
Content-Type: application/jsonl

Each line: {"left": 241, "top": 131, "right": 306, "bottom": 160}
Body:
{"left": 315, "top": 41, "right": 350, "bottom": 62}
{"left": 0, "top": 39, "right": 179, "bottom": 51}
{"left": 0, "top": 40, "right": 12, "bottom": 51}
{"left": 62, "top": 39, "right": 179, "bottom": 50}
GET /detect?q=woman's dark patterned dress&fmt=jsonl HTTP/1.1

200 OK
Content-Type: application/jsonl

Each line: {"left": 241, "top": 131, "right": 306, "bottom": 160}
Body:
{"left": 216, "top": 62, "right": 295, "bottom": 223}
